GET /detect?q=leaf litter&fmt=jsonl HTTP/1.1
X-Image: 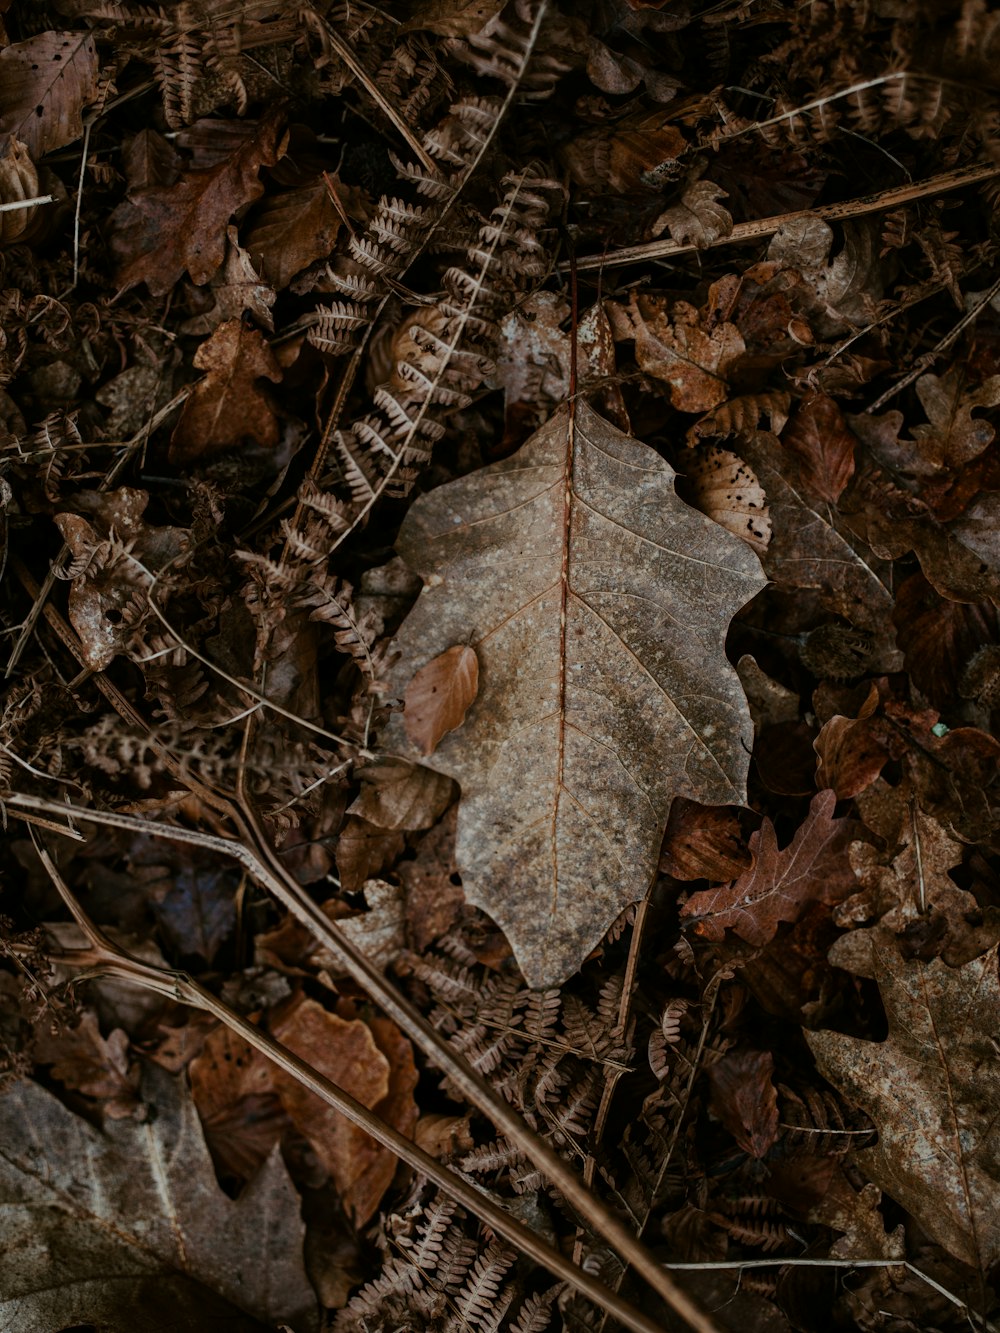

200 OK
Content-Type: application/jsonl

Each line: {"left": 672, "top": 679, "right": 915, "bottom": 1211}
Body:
{"left": 2, "top": 3, "right": 1000, "bottom": 1331}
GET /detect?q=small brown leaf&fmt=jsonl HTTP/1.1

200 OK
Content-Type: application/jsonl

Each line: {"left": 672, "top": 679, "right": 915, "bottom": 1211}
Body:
{"left": 34, "top": 1010, "right": 142, "bottom": 1121}
{"left": 780, "top": 392, "right": 856, "bottom": 503}
{"left": 189, "top": 1025, "right": 286, "bottom": 1181}
{"left": 169, "top": 319, "right": 282, "bottom": 465}
{"left": 0, "top": 136, "right": 40, "bottom": 245}
{"left": 403, "top": 644, "right": 479, "bottom": 756}
{"left": 348, "top": 759, "right": 456, "bottom": 832}
{"left": 336, "top": 817, "right": 406, "bottom": 892}
{"left": 707, "top": 1048, "right": 779, "bottom": 1159}
{"left": 681, "top": 790, "right": 856, "bottom": 945}
{"left": 660, "top": 800, "right": 752, "bottom": 881}
{"left": 679, "top": 445, "right": 771, "bottom": 555}
{"left": 813, "top": 687, "right": 889, "bottom": 799}
{"left": 652, "top": 180, "right": 733, "bottom": 249}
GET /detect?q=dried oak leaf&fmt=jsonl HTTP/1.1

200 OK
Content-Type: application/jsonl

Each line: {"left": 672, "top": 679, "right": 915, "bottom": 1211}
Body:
{"left": 0, "top": 32, "right": 100, "bottom": 159}
{"left": 707, "top": 1047, "right": 779, "bottom": 1158}
{"left": 109, "top": 111, "right": 286, "bottom": 295}
{"left": 833, "top": 806, "right": 998, "bottom": 968}
{"left": 808, "top": 930, "right": 1000, "bottom": 1270}
{"left": 385, "top": 399, "right": 766, "bottom": 986}
{"left": 404, "top": 644, "right": 479, "bottom": 756}
{"left": 652, "top": 179, "right": 733, "bottom": 248}
{"left": 780, "top": 392, "right": 856, "bottom": 503}
{"left": 681, "top": 790, "right": 856, "bottom": 945}
{"left": 169, "top": 319, "right": 282, "bottom": 465}
{"left": 608, "top": 290, "right": 745, "bottom": 413}
{"left": 269, "top": 997, "right": 417, "bottom": 1225}
{"left": 910, "top": 368, "right": 1000, "bottom": 473}
{"left": 33, "top": 1008, "right": 142, "bottom": 1120}
{"left": 0, "top": 1064, "right": 315, "bottom": 1331}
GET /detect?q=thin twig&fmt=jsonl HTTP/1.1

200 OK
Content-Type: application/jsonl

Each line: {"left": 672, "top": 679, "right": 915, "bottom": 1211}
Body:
{"left": 568, "top": 161, "right": 1000, "bottom": 273}
{"left": 0, "top": 194, "right": 55, "bottom": 214}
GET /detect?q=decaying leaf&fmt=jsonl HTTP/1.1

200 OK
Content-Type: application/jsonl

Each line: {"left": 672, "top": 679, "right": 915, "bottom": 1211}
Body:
{"left": 189, "top": 1025, "right": 287, "bottom": 1181}
{"left": 33, "top": 1009, "right": 142, "bottom": 1120}
{"left": 780, "top": 393, "right": 856, "bottom": 503}
{"left": 404, "top": 644, "right": 479, "bottom": 756}
{"left": 0, "top": 1064, "right": 315, "bottom": 1331}
{"left": 169, "top": 319, "right": 282, "bottom": 465}
{"left": 608, "top": 290, "right": 745, "bottom": 413}
{"left": 707, "top": 1048, "right": 779, "bottom": 1158}
{"left": 652, "top": 179, "right": 733, "bottom": 248}
{"left": 659, "top": 799, "right": 753, "bottom": 881}
{"left": 109, "top": 112, "right": 286, "bottom": 295}
{"left": 0, "top": 136, "right": 40, "bottom": 246}
{"left": 243, "top": 177, "right": 353, "bottom": 290}
{"left": 809, "top": 931, "right": 1000, "bottom": 1270}
{"left": 678, "top": 445, "right": 771, "bottom": 555}
{"left": 386, "top": 399, "right": 766, "bottom": 986}
{"left": 348, "top": 758, "right": 456, "bottom": 832}
{"left": 681, "top": 790, "right": 856, "bottom": 944}
{"left": 0, "top": 32, "right": 100, "bottom": 158}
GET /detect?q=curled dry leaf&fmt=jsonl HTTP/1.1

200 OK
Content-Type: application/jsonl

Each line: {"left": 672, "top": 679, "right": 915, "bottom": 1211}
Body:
{"left": 651, "top": 179, "right": 733, "bottom": 248}
{"left": 678, "top": 445, "right": 771, "bottom": 555}
{"left": 813, "top": 688, "right": 890, "bottom": 799}
{"left": 385, "top": 399, "right": 766, "bottom": 986}
{"left": 0, "top": 31, "right": 100, "bottom": 158}
{"left": 659, "top": 799, "right": 752, "bottom": 881}
{"left": 169, "top": 319, "right": 282, "bottom": 465}
{"left": 681, "top": 789, "right": 856, "bottom": 945}
{"left": 808, "top": 931, "right": 1000, "bottom": 1270}
{"left": 404, "top": 644, "right": 479, "bottom": 756}
{"left": 348, "top": 758, "right": 456, "bottom": 832}
{"left": 0, "top": 136, "right": 40, "bottom": 246}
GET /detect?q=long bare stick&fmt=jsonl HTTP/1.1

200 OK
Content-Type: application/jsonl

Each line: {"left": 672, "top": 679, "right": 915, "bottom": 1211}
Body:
{"left": 28, "top": 832, "right": 667, "bottom": 1333}
{"left": 569, "top": 161, "right": 999, "bottom": 273}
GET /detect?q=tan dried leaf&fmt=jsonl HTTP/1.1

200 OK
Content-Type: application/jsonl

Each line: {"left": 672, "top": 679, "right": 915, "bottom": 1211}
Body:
{"left": 608, "top": 291, "right": 745, "bottom": 413}
{"left": 808, "top": 931, "right": 1000, "bottom": 1269}
{"left": 652, "top": 180, "right": 733, "bottom": 248}
{"left": 269, "top": 998, "right": 417, "bottom": 1225}
{"left": 243, "top": 178, "right": 349, "bottom": 289}
{"left": 189, "top": 1025, "right": 286, "bottom": 1180}
{"left": 169, "top": 319, "right": 282, "bottom": 465}
{"left": 0, "top": 32, "right": 100, "bottom": 158}
{"left": 348, "top": 758, "right": 456, "bottom": 832}
{"left": 780, "top": 392, "right": 856, "bottom": 503}
{"left": 679, "top": 445, "right": 770, "bottom": 555}
{"left": 403, "top": 644, "right": 479, "bottom": 756}
{"left": 385, "top": 399, "right": 766, "bottom": 986}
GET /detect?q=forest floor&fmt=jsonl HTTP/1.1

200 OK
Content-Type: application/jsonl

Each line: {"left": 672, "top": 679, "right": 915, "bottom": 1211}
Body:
{"left": 2, "top": 3, "right": 1000, "bottom": 1332}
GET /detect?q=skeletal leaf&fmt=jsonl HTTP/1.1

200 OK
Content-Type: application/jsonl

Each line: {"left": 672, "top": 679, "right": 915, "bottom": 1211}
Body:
{"left": 808, "top": 931, "right": 1000, "bottom": 1270}
{"left": 404, "top": 644, "right": 479, "bottom": 755}
{"left": 386, "top": 399, "right": 766, "bottom": 986}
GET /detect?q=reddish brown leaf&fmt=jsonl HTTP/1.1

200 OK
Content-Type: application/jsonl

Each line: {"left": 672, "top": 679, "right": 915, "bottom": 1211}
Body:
{"left": 269, "top": 997, "right": 417, "bottom": 1225}
{"left": 168, "top": 319, "right": 282, "bottom": 465}
{"left": 242, "top": 178, "right": 350, "bottom": 289}
{"left": 403, "top": 644, "right": 479, "bottom": 756}
{"left": 892, "top": 572, "right": 998, "bottom": 709}
{"left": 336, "top": 816, "right": 406, "bottom": 893}
{"left": 189, "top": 1024, "right": 287, "bottom": 1181}
{"left": 707, "top": 1048, "right": 779, "bottom": 1158}
{"left": 680, "top": 790, "right": 856, "bottom": 944}
{"left": 659, "top": 800, "right": 752, "bottom": 881}
{"left": 780, "top": 393, "right": 856, "bottom": 503}
{"left": 813, "top": 685, "right": 890, "bottom": 799}
{"left": 109, "top": 111, "right": 285, "bottom": 295}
